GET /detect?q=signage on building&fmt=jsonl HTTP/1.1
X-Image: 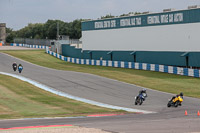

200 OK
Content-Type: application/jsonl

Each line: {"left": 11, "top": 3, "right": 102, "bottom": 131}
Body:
{"left": 82, "top": 8, "right": 199, "bottom": 31}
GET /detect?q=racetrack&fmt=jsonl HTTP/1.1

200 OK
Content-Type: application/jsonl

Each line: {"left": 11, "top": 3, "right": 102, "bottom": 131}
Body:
{"left": 0, "top": 46, "right": 38, "bottom": 50}
{"left": 0, "top": 49, "right": 200, "bottom": 132}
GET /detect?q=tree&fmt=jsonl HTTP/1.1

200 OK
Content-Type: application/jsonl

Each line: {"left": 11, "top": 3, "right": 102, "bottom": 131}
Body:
{"left": 43, "top": 20, "right": 67, "bottom": 39}
{"left": 6, "top": 28, "right": 16, "bottom": 43}
{"left": 120, "top": 12, "right": 142, "bottom": 17}
{"left": 101, "top": 14, "right": 115, "bottom": 19}
{"left": 69, "top": 19, "right": 82, "bottom": 39}
{"left": 6, "top": 11, "right": 142, "bottom": 42}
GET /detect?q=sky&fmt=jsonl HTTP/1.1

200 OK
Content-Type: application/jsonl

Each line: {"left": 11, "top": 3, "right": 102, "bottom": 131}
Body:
{"left": 0, "top": 0, "right": 200, "bottom": 30}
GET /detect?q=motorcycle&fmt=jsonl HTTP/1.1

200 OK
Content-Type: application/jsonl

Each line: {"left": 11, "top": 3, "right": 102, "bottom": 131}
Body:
{"left": 135, "top": 93, "right": 147, "bottom": 105}
{"left": 167, "top": 96, "right": 183, "bottom": 107}
{"left": 13, "top": 65, "right": 17, "bottom": 71}
{"left": 18, "top": 66, "right": 23, "bottom": 73}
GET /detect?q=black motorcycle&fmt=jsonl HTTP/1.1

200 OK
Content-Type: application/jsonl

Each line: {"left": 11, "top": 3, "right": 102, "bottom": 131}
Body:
{"left": 12, "top": 64, "right": 17, "bottom": 71}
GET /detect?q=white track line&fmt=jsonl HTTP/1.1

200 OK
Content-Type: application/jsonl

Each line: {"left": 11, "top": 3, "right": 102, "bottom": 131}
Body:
{"left": 0, "top": 72, "right": 155, "bottom": 114}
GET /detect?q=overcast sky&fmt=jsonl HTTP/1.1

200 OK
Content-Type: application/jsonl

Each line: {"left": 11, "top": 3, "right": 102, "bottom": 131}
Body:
{"left": 1, "top": 0, "right": 200, "bottom": 30}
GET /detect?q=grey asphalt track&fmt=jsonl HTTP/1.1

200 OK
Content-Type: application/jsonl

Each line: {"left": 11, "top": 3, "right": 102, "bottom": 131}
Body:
{"left": 0, "top": 51, "right": 200, "bottom": 133}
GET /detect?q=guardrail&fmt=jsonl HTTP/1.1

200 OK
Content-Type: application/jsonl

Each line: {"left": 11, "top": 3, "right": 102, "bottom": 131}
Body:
{"left": 46, "top": 49, "right": 200, "bottom": 78}
{"left": 9, "top": 43, "right": 200, "bottom": 78}
{"left": 11, "top": 43, "right": 47, "bottom": 49}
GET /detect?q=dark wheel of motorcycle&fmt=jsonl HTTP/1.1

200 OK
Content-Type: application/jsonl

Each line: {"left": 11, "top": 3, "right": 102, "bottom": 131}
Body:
{"left": 174, "top": 101, "right": 179, "bottom": 107}
{"left": 139, "top": 99, "right": 143, "bottom": 105}
{"left": 167, "top": 103, "right": 171, "bottom": 107}
{"left": 135, "top": 97, "right": 139, "bottom": 105}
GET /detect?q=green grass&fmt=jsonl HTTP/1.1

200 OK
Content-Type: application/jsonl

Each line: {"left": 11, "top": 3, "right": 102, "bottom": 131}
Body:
{"left": 2, "top": 50, "right": 200, "bottom": 99}
{"left": 0, "top": 74, "right": 123, "bottom": 119}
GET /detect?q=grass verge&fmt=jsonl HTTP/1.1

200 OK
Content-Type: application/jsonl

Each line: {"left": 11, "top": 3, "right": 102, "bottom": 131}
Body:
{"left": 0, "top": 74, "right": 123, "bottom": 119}
{"left": 2, "top": 50, "right": 200, "bottom": 99}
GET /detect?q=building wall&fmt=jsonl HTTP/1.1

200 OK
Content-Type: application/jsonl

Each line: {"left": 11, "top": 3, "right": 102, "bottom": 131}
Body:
{"left": 82, "top": 8, "right": 200, "bottom": 51}
{"left": 82, "top": 23, "right": 200, "bottom": 51}
{"left": 61, "top": 8, "right": 200, "bottom": 67}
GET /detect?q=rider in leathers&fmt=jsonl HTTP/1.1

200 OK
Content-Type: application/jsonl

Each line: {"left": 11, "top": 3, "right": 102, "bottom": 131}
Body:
{"left": 12, "top": 62, "right": 17, "bottom": 71}
{"left": 139, "top": 88, "right": 148, "bottom": 101}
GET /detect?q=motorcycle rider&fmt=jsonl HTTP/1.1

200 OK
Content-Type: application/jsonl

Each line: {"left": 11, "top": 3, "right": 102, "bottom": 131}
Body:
{"left": 168, "top": 92, "right": 183, "bottom": 107}
{"left": 177, "top": 92, "right": 183, "bottom": 98}
{"left": 18, "top": 64, "right": 23, "bottom": 73}
{"left": 135, "top": 88, "right": 148, "bottom": 105}
{"left": 172, "top": 92, "right": 183, "bottom": 100}
{"left": 12, "top": 62, "right": 17, "bottom": 71}
{"left": 138, "top": 88, "right": 148, "bottom": 101}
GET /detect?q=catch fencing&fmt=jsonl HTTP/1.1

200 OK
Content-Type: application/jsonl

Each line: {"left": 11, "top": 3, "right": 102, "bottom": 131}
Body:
{"left": 14, "top": 38, "right": 51, "bottom": 46}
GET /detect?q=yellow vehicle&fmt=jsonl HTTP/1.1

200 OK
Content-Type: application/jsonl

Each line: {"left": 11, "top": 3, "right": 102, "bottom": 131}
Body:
{"left": 167, "top": 93, "right": 183, "bottom": 107}
{"left": 173, "top": 96, "right": 183, "bottom": 103}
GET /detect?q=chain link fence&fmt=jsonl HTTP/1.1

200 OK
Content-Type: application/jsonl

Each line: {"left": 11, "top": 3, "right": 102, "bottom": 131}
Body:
{"left": 14, "top": 38, "right": 52, "bottom": 46}
{"left": 14, "top": 38, "right": 82, "bottom": 47}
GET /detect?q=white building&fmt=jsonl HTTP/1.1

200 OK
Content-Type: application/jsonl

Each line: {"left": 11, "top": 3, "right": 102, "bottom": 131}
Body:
{"left": 82, "top": 6, "right": 200, "bottom": 51}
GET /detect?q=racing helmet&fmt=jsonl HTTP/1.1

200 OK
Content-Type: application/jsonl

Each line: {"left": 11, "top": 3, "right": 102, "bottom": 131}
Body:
{"left": 142, "top": 88, "right": 147, "bottom": 92}
{"left": 180, "top": 92, "right": 183, "bottom": 96}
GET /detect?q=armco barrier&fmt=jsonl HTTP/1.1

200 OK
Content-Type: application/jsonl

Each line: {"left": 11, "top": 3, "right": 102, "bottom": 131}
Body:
{"left": 8, "top": 44, "right": 200, "bottom": 78}
{"left": 10, "top": 43, "right": 47, "bottom": 49}
{"left": 47, "top": 49, "right": 200, "bottom": 78}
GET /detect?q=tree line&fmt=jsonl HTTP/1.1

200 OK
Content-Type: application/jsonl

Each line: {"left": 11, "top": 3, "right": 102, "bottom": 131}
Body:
{"left": 6, "top": 12, "right": 141, "bottom": 43}
{"left": 6, "top": 19, "right": 82, "bottom": 43}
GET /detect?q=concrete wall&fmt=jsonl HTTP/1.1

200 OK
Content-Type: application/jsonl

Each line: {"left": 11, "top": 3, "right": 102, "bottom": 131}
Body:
{"left": 47, "top": 50, "right": 200, "bottom": 78}
{"left": 62, "top": 44, "right": 82, "bottom": 58}
{"left": 61, "top": 44, "right": 200, "bottom": 67}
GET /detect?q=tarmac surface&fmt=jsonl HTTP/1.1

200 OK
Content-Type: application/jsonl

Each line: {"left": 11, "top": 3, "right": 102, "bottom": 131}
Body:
{"left": 0, "top": 46, "right": 38, "bottom": 50}
{"left": 0, "top": 46, "right": 200, "bottom": 133}
{"left": 0, "top": 125, "right": 111, "bottom": 133}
